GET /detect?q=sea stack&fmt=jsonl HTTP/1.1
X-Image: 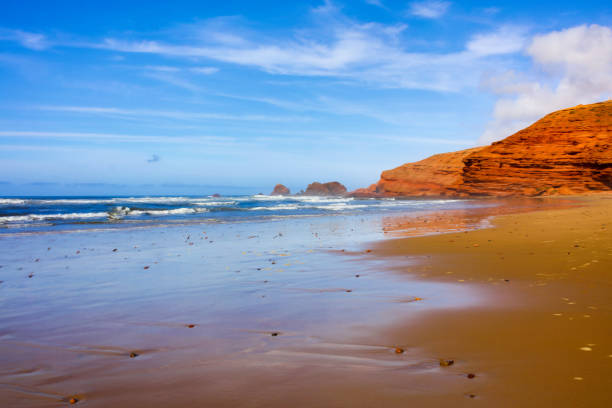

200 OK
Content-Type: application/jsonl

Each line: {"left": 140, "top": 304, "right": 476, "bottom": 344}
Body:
{"left": 303, "top": 181, "right": 347, "bottom": 196}
{"left": 271, "top": 184, "right": 290, "bottom": 195}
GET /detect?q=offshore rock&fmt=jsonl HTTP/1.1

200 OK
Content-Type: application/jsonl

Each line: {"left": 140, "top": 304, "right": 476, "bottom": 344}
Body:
{"left": 271, "top": 184, "right": 290, "bottom": 195}
{"left": 303, "top": 181, "right": 347, "bottom": 196}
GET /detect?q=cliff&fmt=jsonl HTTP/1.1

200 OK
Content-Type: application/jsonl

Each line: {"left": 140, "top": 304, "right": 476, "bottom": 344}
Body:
{"left": 457, "top": 101, "right": 612, "bottom": 196}
{"left": 352, "top": 100, "right": 612, "bottom": 197}
{"left": 352, "top": 147, "right": 483, "bottom": 197}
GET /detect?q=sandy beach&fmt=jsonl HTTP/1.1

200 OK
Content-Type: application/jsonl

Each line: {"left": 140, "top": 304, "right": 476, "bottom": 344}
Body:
{"left": 370, "top": 195, "right": 612, "bottom": 407}
{"left": 0, "top": 196, "right": 610, "bottom": 407}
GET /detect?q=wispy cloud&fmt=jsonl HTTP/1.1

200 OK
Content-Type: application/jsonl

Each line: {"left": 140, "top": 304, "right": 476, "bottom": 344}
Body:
{"left": 408, "top": 1, "right": 451, "bottom": 19}
{"left": 147, "top": 154, "right": 160, "bottom": 163}
{"left": 0, "top": 130, "right": 234, "bottom": 145}
{"left": 0, "top": 5, "right": 526, "bottom": 92}
{"left": 0, "top": 29, "right": 49, "bottom": 50}
{"left": 365, "top": 0, "right": 385, "bottom": 7}
{"left": 0, "top": 129, "right": 474, "bottom": 147}
{"left": 466, "top": 26, "right": 527, "bottom": 56}
{"left": 37, "top": 105, "right": 310, "bottom": 122}
{"left": 87, "top": 16, "right": 522, "bottom": 91}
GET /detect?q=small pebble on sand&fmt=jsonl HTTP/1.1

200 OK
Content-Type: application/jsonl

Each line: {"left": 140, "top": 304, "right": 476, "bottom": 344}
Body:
{"left": 439, "top": 359, "right": 454, "bottom": 367}
{"left": 129, "top": 352, "right": 139, "bottom": 358}
{"left": 395, "top": 347, "right": 404, "bottom": 354}
{"left": 467, "top": 373, "right": 476, "bottom": 379}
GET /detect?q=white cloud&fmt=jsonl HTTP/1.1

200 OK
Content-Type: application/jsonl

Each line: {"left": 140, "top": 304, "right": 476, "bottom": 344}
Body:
{"left": 1, "top": 5, "right": 527, "bottom": 92}
{"left": 480, "top": 24, "right": 612, "bottom": 143}
{"left": 0, "top": 29, "right": 48, "bottom": 50}
{"left": 365, "top": 0, "right": 385, "bottom": 7}
{"left": 0, "top": 130, "right": 234, "bottom": 145}
{"left": 408, "top": 1, "right": 451, "bottom": 19}
{"left": 85, "top": 12, "right": 523, "bottom": 92}
{"left": 190, "top": 66, "right": 219, "bottom": 75}
{"left": 467, "top": 26, "right": 526, "bottom": 56}
{"left": 37, "top": 105, "right": 310, "bottom": 122}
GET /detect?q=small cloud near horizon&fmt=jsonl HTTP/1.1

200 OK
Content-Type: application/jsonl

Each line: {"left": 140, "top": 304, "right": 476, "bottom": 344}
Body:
{"left": 147, "top": 154, "right": 160, "bottom": 163}
{"left": 409, "top": 1, "right": 451, "bottom": 19}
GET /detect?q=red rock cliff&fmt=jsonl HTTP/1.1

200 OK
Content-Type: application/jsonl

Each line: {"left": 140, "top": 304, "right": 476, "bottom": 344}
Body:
{"left": 353, "top": 100, "right": 612, "bottom": 197}
{"left": 457, "top": 101, "right": 612, "bottom": 196}
{"left": 352, "top": 147, "right": 483, "bottom": 197}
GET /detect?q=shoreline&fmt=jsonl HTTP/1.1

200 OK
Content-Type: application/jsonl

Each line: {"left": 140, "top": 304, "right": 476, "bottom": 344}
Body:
{"left": 0, "top": 196, "right": 610, "bottom": 407}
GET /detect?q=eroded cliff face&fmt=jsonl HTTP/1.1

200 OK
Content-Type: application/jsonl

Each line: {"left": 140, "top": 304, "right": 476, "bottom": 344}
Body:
{"left": 352, "top": 147, "right": 483, "bottom": 197}
{"left": 457, "top": 101, "right": 612, "bottom": 196}
{"left": 352, "top": 100, "right": 612, "bottom": 197}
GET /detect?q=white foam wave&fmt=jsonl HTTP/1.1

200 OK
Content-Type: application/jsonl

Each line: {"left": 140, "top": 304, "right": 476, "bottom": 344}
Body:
{"left": 314, "top": 203, "right": 368, "bottom": 211}
{"left": 128, "top": 208, "right": 209, "bottom": 216}
{"left": 0, "top": 198, "right": 26, "bottom": 205}
{"left": 0, "top": 212, "right": 108, "bottom": 223}
{"left": 292, "top": 196, "right": 353, "bottom": 203}
{"left": 192, "top": 201, "right": 236, "bottom": 206}
{"left": 249, "top": 205, "right": 300, "bottom": 211}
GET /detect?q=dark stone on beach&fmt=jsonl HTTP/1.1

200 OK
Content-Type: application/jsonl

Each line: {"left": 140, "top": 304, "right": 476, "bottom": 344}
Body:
{"left": 355, "top": 274, "right": 360, "bottom": 277}
{"left": 69, "top": 397, "right": 79, "bottom": 404}
{"left": 504, "top": 279, "right": 510, "bottom": 282}
{"left": 271, "top": 332, "right": 279, "bottom": 336}
{"left": 112, "top": 248, "right": 118, "bottom": 252}
{"left": 187, "top": 324, "right": 195, "bottom": 328}
{"left": 129, "top": 352, "right": 139, "bottom": 358}
{"left": 143, "top": 266, "right": 150, "bottom": 270}
{"left": 28, "top": 273, "right": 34, "bottom": 278}
{"left": 395, "top": 347, "right": 404, "bottom": 354}
{"left": 467, "top": 373, "right": 476, "bottom": 379}
{"left": 346, "top": 289, "right": 352, "bottom": 293}
{"left": 439, "top": 359, "right": 454, "bottom": 367}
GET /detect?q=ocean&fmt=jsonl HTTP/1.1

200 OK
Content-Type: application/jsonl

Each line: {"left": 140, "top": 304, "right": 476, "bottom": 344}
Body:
{"left": 0, "top": 195, "right": 480, "bottom": 234}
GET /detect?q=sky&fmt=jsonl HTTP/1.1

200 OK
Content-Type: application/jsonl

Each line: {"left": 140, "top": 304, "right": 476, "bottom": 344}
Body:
{"left": 1, "top": 0, "right": 611, "bottom": 196}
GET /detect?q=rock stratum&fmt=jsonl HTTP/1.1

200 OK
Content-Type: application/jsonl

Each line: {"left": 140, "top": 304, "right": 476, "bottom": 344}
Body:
{"left": 353, "top": 101, "right": 612, "bottom": 197}
{"left": 303, "top": 181, "right": 347, "bottom": 196}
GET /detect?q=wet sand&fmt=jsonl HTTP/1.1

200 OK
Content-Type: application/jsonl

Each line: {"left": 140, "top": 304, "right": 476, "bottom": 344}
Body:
{"left": 370, "top": 195, "right": 612, "bottom": 407}
{"left": 0, "top": 197, "right": 611, "bottom": 407}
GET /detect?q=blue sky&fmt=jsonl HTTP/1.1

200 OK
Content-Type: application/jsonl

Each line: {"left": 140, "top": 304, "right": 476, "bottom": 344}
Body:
{"left": 1, "top": 0, "right": 611, "bottom": 195}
